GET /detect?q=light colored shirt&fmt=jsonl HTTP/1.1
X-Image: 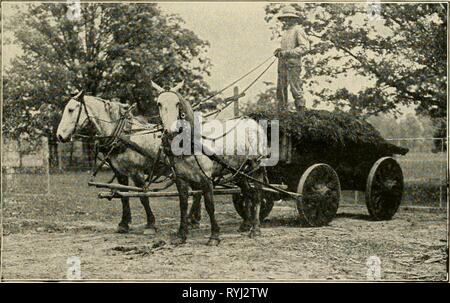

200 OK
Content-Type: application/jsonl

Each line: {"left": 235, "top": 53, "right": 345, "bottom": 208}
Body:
{"left": 280, "top": 25, "right": 311, "bottom": 62}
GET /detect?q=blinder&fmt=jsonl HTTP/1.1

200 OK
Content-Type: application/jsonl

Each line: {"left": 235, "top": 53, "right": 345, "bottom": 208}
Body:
{"left": 71, "top": 90, "right": 91, "bottom": 138}
{"left": 154, "top": 89, "right": 188, "bottom": 122}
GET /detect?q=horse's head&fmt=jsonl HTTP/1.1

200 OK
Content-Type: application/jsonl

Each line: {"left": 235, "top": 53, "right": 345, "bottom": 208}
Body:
{"left": 56, "top": 91, "right": 88, "bottom": 143}
{"left": 152, "top": 81, "right": 194, "bottom": 136}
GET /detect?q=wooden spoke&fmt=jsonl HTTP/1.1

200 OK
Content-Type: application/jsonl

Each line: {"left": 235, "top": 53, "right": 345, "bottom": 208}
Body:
{"left": 365, "top": 157, "right": 404, "bottom": 220}
{"left": 297, "top": 164, "right": 340, "bottom": 227}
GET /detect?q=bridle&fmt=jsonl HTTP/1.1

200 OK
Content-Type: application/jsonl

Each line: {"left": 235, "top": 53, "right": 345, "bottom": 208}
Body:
{"left": 71, "top": 91, "right": 92, "bottom": 138}
{"left": 156, "top": 90, "right": 187, "bottom": 122}
{"left": 155, "top": 90, "right": 239, "bottom": 142}
{"left": 154, "top": 90, "right": 252, "bottom": 186}
{"left": 66, "top": 91, "right": 138, "bottom": 182}
{"left": 155, "top": 90, "right": 217, "bottom": 183}
{"left": 61, "top": 91, "right": 171, "bottom": 187}
{"left": 69, "top": 92, "right": 132, "bottom": 148}
{"left": 154, "top": 90, "right": 191, "bottom": 154}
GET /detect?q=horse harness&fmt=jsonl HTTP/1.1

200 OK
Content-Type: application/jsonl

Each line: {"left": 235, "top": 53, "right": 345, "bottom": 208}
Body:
{"left": 72, "top": 95, "right": 166, "bottom": 185}
{"left": 158, "top": 95, "right": 258, "bottom": 187}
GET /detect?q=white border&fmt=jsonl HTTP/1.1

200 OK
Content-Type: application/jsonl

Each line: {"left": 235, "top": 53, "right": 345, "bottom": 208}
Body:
{"left": 0, "top": 0, "right": 448, "bottom": 283}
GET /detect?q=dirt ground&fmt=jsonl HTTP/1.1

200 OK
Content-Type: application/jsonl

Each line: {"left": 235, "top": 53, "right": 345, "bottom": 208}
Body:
{"left": 1, "top": 173, "right": 448, "bottom": 281}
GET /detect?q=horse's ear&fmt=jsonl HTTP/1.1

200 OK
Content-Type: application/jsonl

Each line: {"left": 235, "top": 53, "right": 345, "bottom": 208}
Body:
{"left": 72, "top": 90, "right": 84, "bottom": 101}
{"left": 171, "top": 80, "right": 184, "bottom": 93}
{"left": 151, "top": 81, "right": 165, "bottom": 94}
{"left": 117, "top": 102, "right": 130, "bottom": 111}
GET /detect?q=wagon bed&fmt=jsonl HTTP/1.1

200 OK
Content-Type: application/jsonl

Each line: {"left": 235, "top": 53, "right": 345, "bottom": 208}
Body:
{"left": 248, "top": 108, "right": 408, "bottom": 191}
{"left": 236, "top": 108, "right": 410, "bottom": 224}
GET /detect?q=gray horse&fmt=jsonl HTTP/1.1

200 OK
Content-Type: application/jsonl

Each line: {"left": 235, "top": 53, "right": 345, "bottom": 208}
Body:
{"left": 152, "top": 81, "right": 268, "bottom": 246}
{"left": 56, "top": 92, "right": 202, "bottom": 234}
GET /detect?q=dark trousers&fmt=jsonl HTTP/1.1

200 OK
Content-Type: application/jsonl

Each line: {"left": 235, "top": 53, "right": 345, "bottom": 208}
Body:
{"left": 276, "top": 61, "right": 304, "bottom": 112}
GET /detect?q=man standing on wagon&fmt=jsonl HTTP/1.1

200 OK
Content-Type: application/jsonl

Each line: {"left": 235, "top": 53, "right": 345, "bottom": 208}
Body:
{"left": 274, "top": 6, "right": 312, "bottom": 113}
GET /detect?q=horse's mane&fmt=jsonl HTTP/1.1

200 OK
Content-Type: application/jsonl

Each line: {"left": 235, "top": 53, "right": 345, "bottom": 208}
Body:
{"left": 85, "top": 95, "right": 135, "bottom": 123}
{"left": 174, "top": 92, "right": 196, "bottom": 125}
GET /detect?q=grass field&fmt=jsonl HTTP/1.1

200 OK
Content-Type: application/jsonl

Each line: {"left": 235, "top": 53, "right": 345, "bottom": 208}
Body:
{"left": 396, "top": 152, "right": 446, "bottom": 181}
{"left": 3, "top": 150, "right": 447, "bottom": 207}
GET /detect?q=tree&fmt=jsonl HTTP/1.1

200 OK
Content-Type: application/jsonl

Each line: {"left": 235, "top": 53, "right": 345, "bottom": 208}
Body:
{"left": 367, "top": 113, "right": 436, "bottom": 152}
{"left": 264, "top": 3, "right": 447, "bottom": 149}
{"left": 245, "top": 81, "right": 278, "bottom": 113}
{"left": 3, "top": 3, "right": 213, "bottom": 166}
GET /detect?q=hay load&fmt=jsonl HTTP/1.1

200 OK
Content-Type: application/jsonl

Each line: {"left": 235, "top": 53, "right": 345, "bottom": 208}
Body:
{"left": 248, "top": 108, "right": 409, "bottom": 191}
{"left": 249, "top": 108, "right": 408, "bottom": 156}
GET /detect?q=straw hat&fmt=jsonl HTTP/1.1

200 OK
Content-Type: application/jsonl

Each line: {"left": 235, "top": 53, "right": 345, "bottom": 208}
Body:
{"left": 277, "top": 6, "right": 301, "bottom": 20}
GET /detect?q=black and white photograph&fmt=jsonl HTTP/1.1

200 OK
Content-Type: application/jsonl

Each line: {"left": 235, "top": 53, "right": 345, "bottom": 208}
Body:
{"left": 0, "top": 0, "right": 448, "bottom": 283}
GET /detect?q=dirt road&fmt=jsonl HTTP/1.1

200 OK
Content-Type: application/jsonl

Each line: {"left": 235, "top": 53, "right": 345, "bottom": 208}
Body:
{"left": 2, "top": 181, "right": 448, "bottom": 281}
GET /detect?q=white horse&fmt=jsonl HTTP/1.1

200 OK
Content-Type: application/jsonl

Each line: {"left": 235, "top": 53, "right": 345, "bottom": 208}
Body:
{"left": 152, "top": 81, "right": 268, "bottom": 246}
{"left": 56, "top": 91, "right": 202, "bottom": 234}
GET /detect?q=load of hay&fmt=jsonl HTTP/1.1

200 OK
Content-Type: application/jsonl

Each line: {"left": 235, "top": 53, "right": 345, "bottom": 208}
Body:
{"left": 249, "top": 108, "right": 408, "bottom": 156}
{"left": 248, "top": 108, "right": 408, "bottom": 190}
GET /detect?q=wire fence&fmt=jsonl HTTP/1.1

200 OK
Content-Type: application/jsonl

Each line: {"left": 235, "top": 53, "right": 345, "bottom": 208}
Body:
{"left": 2, "top": 137, "right": 50, "bottom": 195}
{"left": 341, "top": 137, "right": 448, "bottom": 210}
{"left": 2, "top": 137, "right": 448, "bottom": 211}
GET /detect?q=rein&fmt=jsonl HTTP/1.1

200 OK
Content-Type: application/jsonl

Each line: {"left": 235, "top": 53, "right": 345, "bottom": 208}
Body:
{"left": 152, "top": 54, "right": 277, "bottom": 185}
{"left": 82, "top": 100, "right": 135, "bottom": 181}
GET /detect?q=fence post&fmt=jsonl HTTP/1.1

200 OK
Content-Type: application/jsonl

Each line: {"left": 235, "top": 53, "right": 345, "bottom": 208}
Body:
{"left": 58, "top": 145, "right": 63, "bottom": 172}
{"left": 6, "top": 167, "right": 15, "bottom": 193}
{"left": 440, "top": 138, "right": 445, "bottom": 208}
{"left": 233, "top": 86, "right": 239, "bottom": 117}
{"left": 42, "top": 136, "right": 50, "bottom": 195}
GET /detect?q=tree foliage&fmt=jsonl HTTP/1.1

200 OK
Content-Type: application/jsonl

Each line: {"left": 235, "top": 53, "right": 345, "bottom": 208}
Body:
{"left": 367, "top": 113, "right": 440, "bottom": 152}
{"left": 3, "top": 3, "right": 212, "bottom": 142}
{"left": 264, "top": 3, "right": 447, "bottom": 140}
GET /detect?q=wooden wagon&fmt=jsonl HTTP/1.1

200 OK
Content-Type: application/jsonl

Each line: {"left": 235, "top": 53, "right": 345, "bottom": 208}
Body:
{"left": 91, "top": 107, "right": 408, "bottom": 227}
{"left": 231, "top": 109, "right": 409, "bottom": 226}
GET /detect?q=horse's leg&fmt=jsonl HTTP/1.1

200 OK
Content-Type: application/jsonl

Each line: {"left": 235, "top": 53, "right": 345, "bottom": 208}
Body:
{"left": 188, "top": 193, "right": 202, "bottom": 229}
{"left": 248, "top": 165, "right": 263, "bottom": 238}
{"left": 236, "top": 178, "right": 253, "bottom": 233}
{"left": 116, "top": 174, "right": 131, "bottom": 233}
{"left": 132, "top": 176, "right": 157, "bottom": 236}
{"left": 203, "top": 181, "right": 220, "bottom": 246}
{"left": 172, "top": 178, "right": 190, "bottom": 245}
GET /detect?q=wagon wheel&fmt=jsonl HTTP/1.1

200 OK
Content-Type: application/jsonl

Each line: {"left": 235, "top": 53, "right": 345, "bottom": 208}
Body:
{"left": 297, "top": 164, "right": 340, "bottom": 227}
{"left": 365, "top": 157, "right": 404, "bottom": 220}
{"left": 232, "top": 192, "right": 275, "bottom": 221}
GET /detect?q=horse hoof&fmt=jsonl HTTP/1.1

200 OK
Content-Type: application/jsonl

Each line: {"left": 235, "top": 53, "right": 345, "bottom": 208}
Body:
{"left": 189, "top": 222, "right": 201, "bottom": 229}
{"left": 171, "top": 237, "right": 186, "bottom": 246}
{"left": 116, "top": 225, "right": 129, "bottom": 234}
{"left": 143, "top": 227, "right": 157, "bottom": 236}
{"left": 248, "top": 229, "right": 261, "bottom": 238}
{"left": 238, "top": 223, "right": 251, "bottom": 232}
{"left": 207, "top": 238, "right": 221, "bottom": 246}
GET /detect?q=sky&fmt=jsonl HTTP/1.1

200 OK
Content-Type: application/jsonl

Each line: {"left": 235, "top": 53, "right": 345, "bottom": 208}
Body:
{"left": 2, "top": 2, "right": 279, "bottom": 100}
{"left": 160, "top": 2, "right": 279, "bottom": 96}
{"left": 2, "top": 2, "right": 415, "bottom": 117}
